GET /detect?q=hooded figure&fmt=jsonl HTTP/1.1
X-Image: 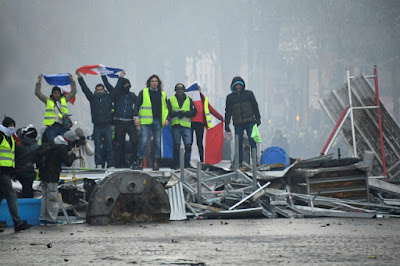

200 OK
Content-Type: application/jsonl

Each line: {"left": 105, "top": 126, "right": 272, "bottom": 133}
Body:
{"left": 224, "top": 76, "right": 261, "bottom": 166}
{"left": 102, "top": 71, "right": 138, "bottom": 168}
{"left": 39, "top": 131, "right": 77, "bottom": 224}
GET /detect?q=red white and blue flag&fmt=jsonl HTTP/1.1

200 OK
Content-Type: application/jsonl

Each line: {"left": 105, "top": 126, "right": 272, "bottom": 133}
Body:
{"left": 42, "top": 73, "right": 75, "bottom": 104}
{"left": 186, "top": 81, "right": 223, "bottom": 165}
{"left": 77, "top": 64, "right": 122, "bottom": 78}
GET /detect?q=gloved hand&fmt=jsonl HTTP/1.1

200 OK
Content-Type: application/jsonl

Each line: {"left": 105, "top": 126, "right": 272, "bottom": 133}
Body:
{"left": 183, "top": 111, "right": 191, "bottom": 117}
{"left": 170, "top": 111, "right": 178, "bottom": 118}
{"left": 225, "top": 125, "right": 231, "bottom": 132}
{"left": 177, "top": 112, "right": 184, "bottom": 119}
{"left": 256, "top": 118, "right": 261, "bottom": 126}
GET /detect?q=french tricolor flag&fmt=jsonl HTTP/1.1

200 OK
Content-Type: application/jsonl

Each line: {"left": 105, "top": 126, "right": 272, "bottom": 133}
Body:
{"left": 186, "top": 81, "right": 223, "bottom": 165}
{"left": 77, "top": 64, "right": 122, "bottom": 78}
{"left": 42, "top": 73, "right": 75, "bottom": 104}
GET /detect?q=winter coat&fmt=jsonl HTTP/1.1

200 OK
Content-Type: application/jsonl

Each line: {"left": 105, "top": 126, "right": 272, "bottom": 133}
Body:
{"left": 38, "top": 136, "right": 76, "bottom": 183}
{"left": 78, "top": 77, "right": 115, "bottom": 125}
{"left": 225, "top": 77, "right": 261, "bottom": 131}
{"left": 15, "top": 137, "right": 39, "bottom": 172}
{"left": 102, "top": 76, "right": 137, "bottom": 121}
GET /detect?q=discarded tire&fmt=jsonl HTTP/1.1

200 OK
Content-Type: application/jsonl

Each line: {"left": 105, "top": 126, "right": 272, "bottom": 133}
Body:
{"left": 86, "top": 170, "right": 171, "bottom": 225}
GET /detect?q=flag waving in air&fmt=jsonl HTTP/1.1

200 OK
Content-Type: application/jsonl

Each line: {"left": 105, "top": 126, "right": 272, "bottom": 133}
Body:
{"left": 77, "top": 64, "right": 122, "bottom": 78}
{"left": 42, "top": 73, "right": 75, "bottom": 104}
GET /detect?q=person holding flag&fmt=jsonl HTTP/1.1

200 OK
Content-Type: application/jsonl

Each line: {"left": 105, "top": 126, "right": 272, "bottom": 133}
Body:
{"left": 133, "top": 74, "right": 169, "bottom": 171}
{"left": 168, "top": 83, "right": 197, "bottom": 169}
{"left": 35, "top": 74, "right": 76, "bottom": 143}
{"left": 186, "top": 82, "right": 224, "bottom": 163}
{"left": 75, "top": 69, "right": 116, "bottom": 169}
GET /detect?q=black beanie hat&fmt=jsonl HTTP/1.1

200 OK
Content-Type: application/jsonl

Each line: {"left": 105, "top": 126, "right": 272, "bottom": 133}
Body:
{"left": 52, "top": 86, "right": 62, "bottom": 94}
{"left": 24, "top": 127, "right": 38, "bottom": 139}
{"left": 2, "top": 116, "right": 15, "bottom": 127}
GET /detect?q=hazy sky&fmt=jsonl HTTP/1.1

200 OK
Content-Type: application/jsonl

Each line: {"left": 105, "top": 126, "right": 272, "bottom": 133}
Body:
{"left": 1, "top": 0, "right": 399, "bottom": 156}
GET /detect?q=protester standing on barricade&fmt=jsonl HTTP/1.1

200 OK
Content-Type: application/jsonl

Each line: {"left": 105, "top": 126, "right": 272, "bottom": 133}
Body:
{"left": 35, "top": 74, "right": 76, "bottom": 143}
{"left": 167, "top": 83, "right": 197, "bottom": 169}
{"left": 0, "top": 117, "right": 33, "bottom": 232}
{"left": 15, "top": 126, "right": 39, "bottom": 198}
{"left": 225, "top": 76, "right": 261, "bottom": 166}
{"left": 102, "top": 70, "right": 139, "bottom": 169}
{"left": 189, "top": 82, "right": 224, "bottom": 163}
{"left": 76, "top": 70, "right": 115, "bottom": 169}
{"left": 38, "top": 131, "right": 78, "bottom": 225}
{"left": 133, "top": 74, "right": 169, "bottom": 171}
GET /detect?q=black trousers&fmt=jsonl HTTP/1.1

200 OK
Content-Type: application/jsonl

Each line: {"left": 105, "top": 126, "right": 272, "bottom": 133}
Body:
{"left": 191, "top": 122, "right": 205, "bottom": 162}
{"left": 15, "top": 170, "right": 35, "bottom": 198}
{"left": 114, "top": 120, "right": 139, "bottom": 167}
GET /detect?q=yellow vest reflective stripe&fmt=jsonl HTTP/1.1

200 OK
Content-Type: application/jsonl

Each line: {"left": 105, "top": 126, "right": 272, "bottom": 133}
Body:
{"left": 203, "top": 97, "right": 213, "bottom": 129}
{"left": 43, "top": 97, "right": 69, "bottom": 126}
{"left": 0, "top": 136, "right": 15, "bottom": 168}
{"left": 170, "top": 95, "right": 191, "bottom": 128}
{"left": 139, "top": 88, "right": 168, "bottom": 127}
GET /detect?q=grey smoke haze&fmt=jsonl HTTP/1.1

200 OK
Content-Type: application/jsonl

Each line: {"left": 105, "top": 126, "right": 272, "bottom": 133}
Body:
{"left": 1, "top": 0, "right": 399, "bottom": 158}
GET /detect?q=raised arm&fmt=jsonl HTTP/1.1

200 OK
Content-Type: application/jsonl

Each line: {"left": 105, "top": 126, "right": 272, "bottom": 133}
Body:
{"left": 101, "top": 75, "right": 114, "bottom": 93}
{"left": 64, "top": 74, "right": 77, "bottom": 102}
{"left": 76, "top": 70, "right": 93, "bottom": 101}
{"left": 34, "top": 75, "right": 48, "bottom": 104}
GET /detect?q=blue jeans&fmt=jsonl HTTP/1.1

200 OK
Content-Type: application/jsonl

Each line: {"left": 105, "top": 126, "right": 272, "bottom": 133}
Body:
{"left": 234, "top": 122, "right": 257, "bottom": 165}
{"left": 0, "top": 172, "right": 22, "bottom": 227}
{"left": 45, "top": 123, "right": 66, "bottom": 143}
{"left": 139, "top": 119, "right": 162, "bottom": 159}
{"left": 172, "top": 126, "right": 192, "bottom": 167}
{"left": 93, "top": 124, "right": 115, "bottom": 167}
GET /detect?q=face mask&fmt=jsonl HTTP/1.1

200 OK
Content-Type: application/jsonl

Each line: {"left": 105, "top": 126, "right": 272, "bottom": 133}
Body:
{"left": 0, "top": 125, "right": 15, "bottom": 137}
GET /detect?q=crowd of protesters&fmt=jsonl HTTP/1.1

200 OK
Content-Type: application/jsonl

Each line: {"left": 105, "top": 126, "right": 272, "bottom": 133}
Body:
{"left": 1, "top": 70, "right": 263, "bottom": 230}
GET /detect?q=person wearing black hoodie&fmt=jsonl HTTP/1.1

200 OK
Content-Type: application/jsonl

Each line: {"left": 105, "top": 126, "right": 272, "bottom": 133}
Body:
{"left": 76, "top": 69, "right": 116, "bottom": 169}
{"left": 225, "top": 76, "right": 261, "bottom": 166}
{"left": 15, "top": 126, "right": 39, "bottom": 198}
{"left": 38, "top": 131, "right": 77, "bottom": 224}
{"left": 102, "top": 70, "right": 139, "bottom": 169}
{"left": 0, "top": 117, "right": 33, "bottom": 232}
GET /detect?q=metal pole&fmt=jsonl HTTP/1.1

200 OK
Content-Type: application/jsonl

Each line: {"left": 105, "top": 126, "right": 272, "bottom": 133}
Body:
{"left": 374, "top": 66, "right": 387, "bottom": 179}
{"left": 251, "top": 148, "right": 257, "bottom": 189}
{"left": 180, "top": 148, "right": 184, "bottom": 182}
{"left": 234, "top": 135, "right": 239, "bottom": 170}
{"left": 196, "top": 161, "right": 202, "bottom": 203}
{"left": 347, "top": 69, "right": 357, "bottom": 157}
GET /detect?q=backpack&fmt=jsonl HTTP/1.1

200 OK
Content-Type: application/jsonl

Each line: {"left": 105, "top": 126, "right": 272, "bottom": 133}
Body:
{"left": 34, "top": 142, "right": 55, "bottom": 170}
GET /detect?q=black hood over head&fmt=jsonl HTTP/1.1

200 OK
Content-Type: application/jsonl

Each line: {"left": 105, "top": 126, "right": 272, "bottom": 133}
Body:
{"left": 230, "top": 76, "right": 246, "bottom": 92}
{"left": 120, "top": 78, "right": 131, "bottom": 93}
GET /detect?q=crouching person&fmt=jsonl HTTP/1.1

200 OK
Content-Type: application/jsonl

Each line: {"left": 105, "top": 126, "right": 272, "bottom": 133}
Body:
{"left": 168, "top": 83, "right": 197, "bottom": 168}
{"left": 39, "top": 131, "right": 78, "bottom": 225}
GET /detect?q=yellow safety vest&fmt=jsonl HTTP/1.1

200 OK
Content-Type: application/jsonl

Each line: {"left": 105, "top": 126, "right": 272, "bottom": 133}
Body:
{"left": 43, "top": 97, "right": 69, "bottom": 126}
{"left": 203, "top": 97, "right": 213, "bottom": 129}
{"left": 0, "top": 135, "right": 15, "bottom": 168}
{"left": 170, "top": 95, "right": 191, "bottom": 128}
{"left": 139, "top": 88, "right": 168, "bottom": 127}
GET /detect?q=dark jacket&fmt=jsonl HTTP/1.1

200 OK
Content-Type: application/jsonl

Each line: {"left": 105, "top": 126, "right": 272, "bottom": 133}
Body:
{"left": 15, "top": 137, "right": 39, "bottom": 172}
{"left": 102, "top": 76, "right": 137, "bottom": 121}
{"left": 167, "top": 93, "right": 197, "bottom": 123}
{"left": 225, "top": 77, "right": 261, "bottom": 131}
{"left": 39, "top": 136, "right": 76, "bottom": 183}
{"left": 78, "top": 77, "right": 115, "bottom": 125}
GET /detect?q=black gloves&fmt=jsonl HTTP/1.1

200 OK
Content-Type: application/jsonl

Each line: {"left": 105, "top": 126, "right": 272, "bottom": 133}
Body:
{"left": 225, "top": 125, "right": 231, "bottom": 132}
{"left": 256, "top": 118, "right": 261, "bottom": 126}
{"left": 177, "top": 111, "right": 184, "bottom": 119}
